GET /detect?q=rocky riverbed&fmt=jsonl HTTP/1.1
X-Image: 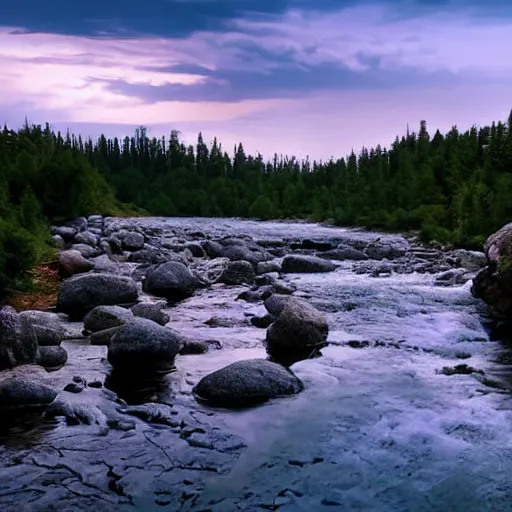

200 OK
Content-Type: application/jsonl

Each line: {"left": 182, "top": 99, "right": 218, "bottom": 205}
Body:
{"left": 1, "top": 216, "right": 511, "bottom": 512}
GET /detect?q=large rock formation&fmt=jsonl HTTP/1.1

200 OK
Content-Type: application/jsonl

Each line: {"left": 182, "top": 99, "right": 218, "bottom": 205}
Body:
{"left": 471, "top": 223, "right": 512, "bottom": 316}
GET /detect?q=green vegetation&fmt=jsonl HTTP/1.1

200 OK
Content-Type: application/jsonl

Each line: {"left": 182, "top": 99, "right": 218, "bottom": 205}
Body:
{"left": 1, "top": 112, "right": 512, "bottom": 296}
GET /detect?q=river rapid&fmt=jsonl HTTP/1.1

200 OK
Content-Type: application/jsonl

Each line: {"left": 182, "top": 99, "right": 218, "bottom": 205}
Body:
{"left": 1, "top": 218, "right": 512, "bottom": 512}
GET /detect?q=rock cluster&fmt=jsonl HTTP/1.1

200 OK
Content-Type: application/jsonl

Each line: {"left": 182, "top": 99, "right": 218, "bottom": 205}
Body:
{"left": 0, "top": 214, "right": 487, "bottom": 415}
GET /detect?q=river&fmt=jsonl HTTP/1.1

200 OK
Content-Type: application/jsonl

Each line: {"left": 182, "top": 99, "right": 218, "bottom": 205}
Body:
{"left": 1, "top": 218, "right": 512, "bottom": 512}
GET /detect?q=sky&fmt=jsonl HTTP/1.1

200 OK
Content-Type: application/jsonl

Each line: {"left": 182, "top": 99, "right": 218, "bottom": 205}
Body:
{"left": 1, "top": 0, "right": 512, "bottom": 160}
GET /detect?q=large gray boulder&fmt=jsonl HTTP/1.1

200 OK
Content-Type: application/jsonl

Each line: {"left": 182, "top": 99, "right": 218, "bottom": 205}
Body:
{"left": 130, "top": 302, "right": 170, "bottom": 326}
{"left": 472, "top": 223, "right": 512, "bottom": 316}
{"left": 19, "top": 311, "right": 66, "bottom": 346}
{"left": 59, "top": 249, "right": 94, "bottom": 278}
{"left": 83, "top": 305, "right": 134, "bottom": 333}
{"left": 281, "top": 255, "right": 336, "bottom": 273}
{"left": 57, "top": 273, "right": 139, "bottom": 320}
{"left": 0, "top": 377, "right": 57, "bottom": 410}
{"left": 0, "top": 306, "right": 38, "bottom": 370}
{"left": 217, "top": 260, "right": 255, "bottom": 285}
{"left": 265, "top": 298, "right": 329, "bottom": 359}
{"left": 193, "top": 359, "right": 303, "bottom": 407}
{"left": 143, "top": 261, "right": 202, "bottom": 300}
{"left": 107, "top": 318, "right": 185, "bottom": 374}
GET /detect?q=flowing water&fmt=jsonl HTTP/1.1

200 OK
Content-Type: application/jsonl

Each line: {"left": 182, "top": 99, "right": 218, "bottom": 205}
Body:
{"left": 1, "top": 218, "right": 512, "bottom": 512}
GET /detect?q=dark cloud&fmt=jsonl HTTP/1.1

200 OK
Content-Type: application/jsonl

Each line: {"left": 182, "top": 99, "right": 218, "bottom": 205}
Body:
{"left": 98, "top": 60, "right": 462, "bottom": 103}
{"left": 3, "top": 0, "right": 509, "bottom": 38}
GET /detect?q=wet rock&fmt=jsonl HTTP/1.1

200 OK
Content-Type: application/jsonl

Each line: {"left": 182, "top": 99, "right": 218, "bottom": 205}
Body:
{"left": 117, "top": 230, "right": 145, "bottom": 251}
{"left": 281, "top": 255, "right": 336, "bottom": 273}
{"left": 19, "top": 311, "right": 66, "bottom": 346}
{"left": 264, "top": 294, "right": 293, "bottom": 317}
{"left": 90, "top": 326, "right": 120, "bottom": 346}
{"left": 88, "top": 379, "right": 103, "bottom": 388}
{"left": 51, "top": 234, "right": 66, "bottom": 249}
{"left": 108, "top": 318, "right": 185, "bottom": 374}
{"left": 205, "top": 316, "right": 251, "bottom": 328}
{"left": 89, "top": 254, "right": 130, "bottom": 275}
{"left": 186, "top": 242, "right": 205, "bottom": 258}
{"left": 64, "top": 382, "right": 85, "bottom": 393}
{"left": 452, "top": 249, "right": 487, "bottom": 270}
{"left": 250, "top": 314, "right": 275, "bottom": 329}
{"left": 218, "top": 260, "right": 256, "bottom": 285}
{"left": 36, "top": 346, "right": 68, "bottom": 371}
{"left": 143, "top": 261, "right": 203, "bottom": 300}
{"left": 438, "top": 364, "right": 483, "bottom": 376}
{"left": 471, "top": 223, "right": 512, "bottom": 317}
{"left": 317, "top": 246, "right": 368, "bottom": 261}
{"left": 365, "top": 241, "right": 407, "bottom": 260}
{"left": 180, "top": 339, "right": 211, "bottom": 354}
{"left": 58, "top": 249, "right": 94, "bottom": 278}
{"left": 74, "top": 230, "right": 99, "bottom": 247}
{"left": 32, "top": 324, "right": 64, "bottom": 346}
{"left": 0, "top": 378, "right": 57, "bottom": 410}
{"left": 237, "top": 290, "right": 262, "bottom": 302}
{"left": 193, "top": 359, "right": 303, "bottom": 408}
{"left": 290, "top": 239, "right": 333, "bottom": 251}
{"left": 434, "top": 269, "right": 467, "bottom": 287}
{"left": 83, "top": 305, "right": 134, "bottom": 333}
{"left": 128, "top": 248, "right": 167, "bottom": 264}
{"left": 119, "top": 402, "right": 178, "bottom": 426}
{"left": 52, "top": 225, "right": 77, "bottom": 241}
{"left": 272, "top": 281, "right": 296, "bottom": 295}
{"left": 202, "top": 240, "right": 224, "bottom": 258}
{"left": 265, "top": 298, "right": 329, "bottom": 360}
{"left": 57, "top": 273, "right": 139, "bottom": 320}
{"left": 130, "top": 302, "right": 170, "bottom": 326}
{"left": 0, "top": 306, "right": 38, "bottom": 370}
{"left": 69, "top": 243, "right": 99, "bottom": 258}
{"left": 257, "top": 260, "right": 282, "bottom": 274}
{"left": 45, "top": 397, "right": 108, "bottom": 427}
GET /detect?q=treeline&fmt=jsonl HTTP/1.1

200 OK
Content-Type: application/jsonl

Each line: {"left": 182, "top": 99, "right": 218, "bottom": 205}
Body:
{"left": 1, "top": 113, "right": 512, "bottom": 295}
{"left": 0, "top": 123, "right": 129, "bottom": 295}
{"left": 91, "top": 116, "right": 512, "bottom": 246}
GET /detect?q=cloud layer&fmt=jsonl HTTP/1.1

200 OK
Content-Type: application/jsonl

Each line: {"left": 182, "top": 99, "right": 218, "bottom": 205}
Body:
{"left": 1, "top": 0, "right": 511, "bottom": 159}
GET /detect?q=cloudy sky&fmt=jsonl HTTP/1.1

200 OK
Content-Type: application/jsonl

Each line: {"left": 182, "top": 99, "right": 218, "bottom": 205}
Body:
{"left": 1, "top": 0, "right": 512, "bottom": 160}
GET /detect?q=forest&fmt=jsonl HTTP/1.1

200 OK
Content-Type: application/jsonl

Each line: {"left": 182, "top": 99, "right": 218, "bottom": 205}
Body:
{"left": 1, "top": 112, "right": 511, "bottom": 295}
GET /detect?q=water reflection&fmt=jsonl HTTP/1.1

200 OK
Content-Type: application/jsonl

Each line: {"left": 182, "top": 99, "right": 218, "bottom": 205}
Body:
{"left": 104, "top": 369, "right": 175, "bottom": 405}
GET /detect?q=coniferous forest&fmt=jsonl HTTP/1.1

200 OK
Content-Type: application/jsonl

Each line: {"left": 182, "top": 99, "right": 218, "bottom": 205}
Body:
{"left": 1, "top": 112, "right": 512, "bottom": 295}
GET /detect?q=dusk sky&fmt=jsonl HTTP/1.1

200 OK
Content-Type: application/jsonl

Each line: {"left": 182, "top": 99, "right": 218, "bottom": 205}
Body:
{"left": 2, "top": 0, "right": 512, "bottom": 160}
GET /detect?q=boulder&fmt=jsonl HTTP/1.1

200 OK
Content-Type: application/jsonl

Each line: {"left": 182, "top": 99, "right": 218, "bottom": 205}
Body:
{"left": 74, "top": 231, "right": 99, "bottom": 247}
{"left": 0, "top": 378, "right": 57, "bottom": 410}
{"left": 217, "top": 260, "right": 256, "bottom": 285}
{"left": 130, "top": 302, "right": 170, "bottom": 326}
{"left": 19, "top": 311, "right": 66, "bottom": 346}
{"left": 364, "top": 242, "right": 407, "bottom": 260}
{"left": 264, "top": 294, "right": 293, "bottom": 317}
{"left": 257, "top": 260, "right": 282, "bottom": 274}
{"left": 69, "top": 243, "right": 99, "bottom": 259}
{"left": 51, "top": 234, "right": 66, "bottom": 250}
{"left": 107, "top": 318, "right": 185, "bottom": 374}
{"left": 281, "top": 255, "right": 336, "bottom": 273}
{"left": 265, "top": 298, "right": 329, "bottom": 358}
{"left": 52, "top": 226, "right": 77, "bottom": 242}
{"left": 186, "top": 243, "right": 205, "bottom": 258}
{"left": 452, "top": 249, "right": 487, "bottom": 270}
{"left": 143, "top": 261, "right": 202, "bottom": 300}
{"left": 90, "top": 326, "right": 120, "bottom": 346}
{"left": 57, "top": 273, "right": 139, "bottom": 320}
{"left": 472, "top": 223, "right": 512, "bottom": 316}
{"left": 317, "top": 246, "right": 368, "bottom": 261}
{"left": 117, "top": 230, "right": 145, "bottom": 251}
{"left": 59, "top": 249, "right": 94, "bottom": 278}
{"left": 193, "top": 359, "right": 303, "bottom": 407}
{"left": 35, "top": 346, "right": 68, "bottom": 371}
{"left": 83, "top": 305, "right": 134, "bottom": 333}
{"left": 0, "top": 306, "right": 38, "bottom": 370}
